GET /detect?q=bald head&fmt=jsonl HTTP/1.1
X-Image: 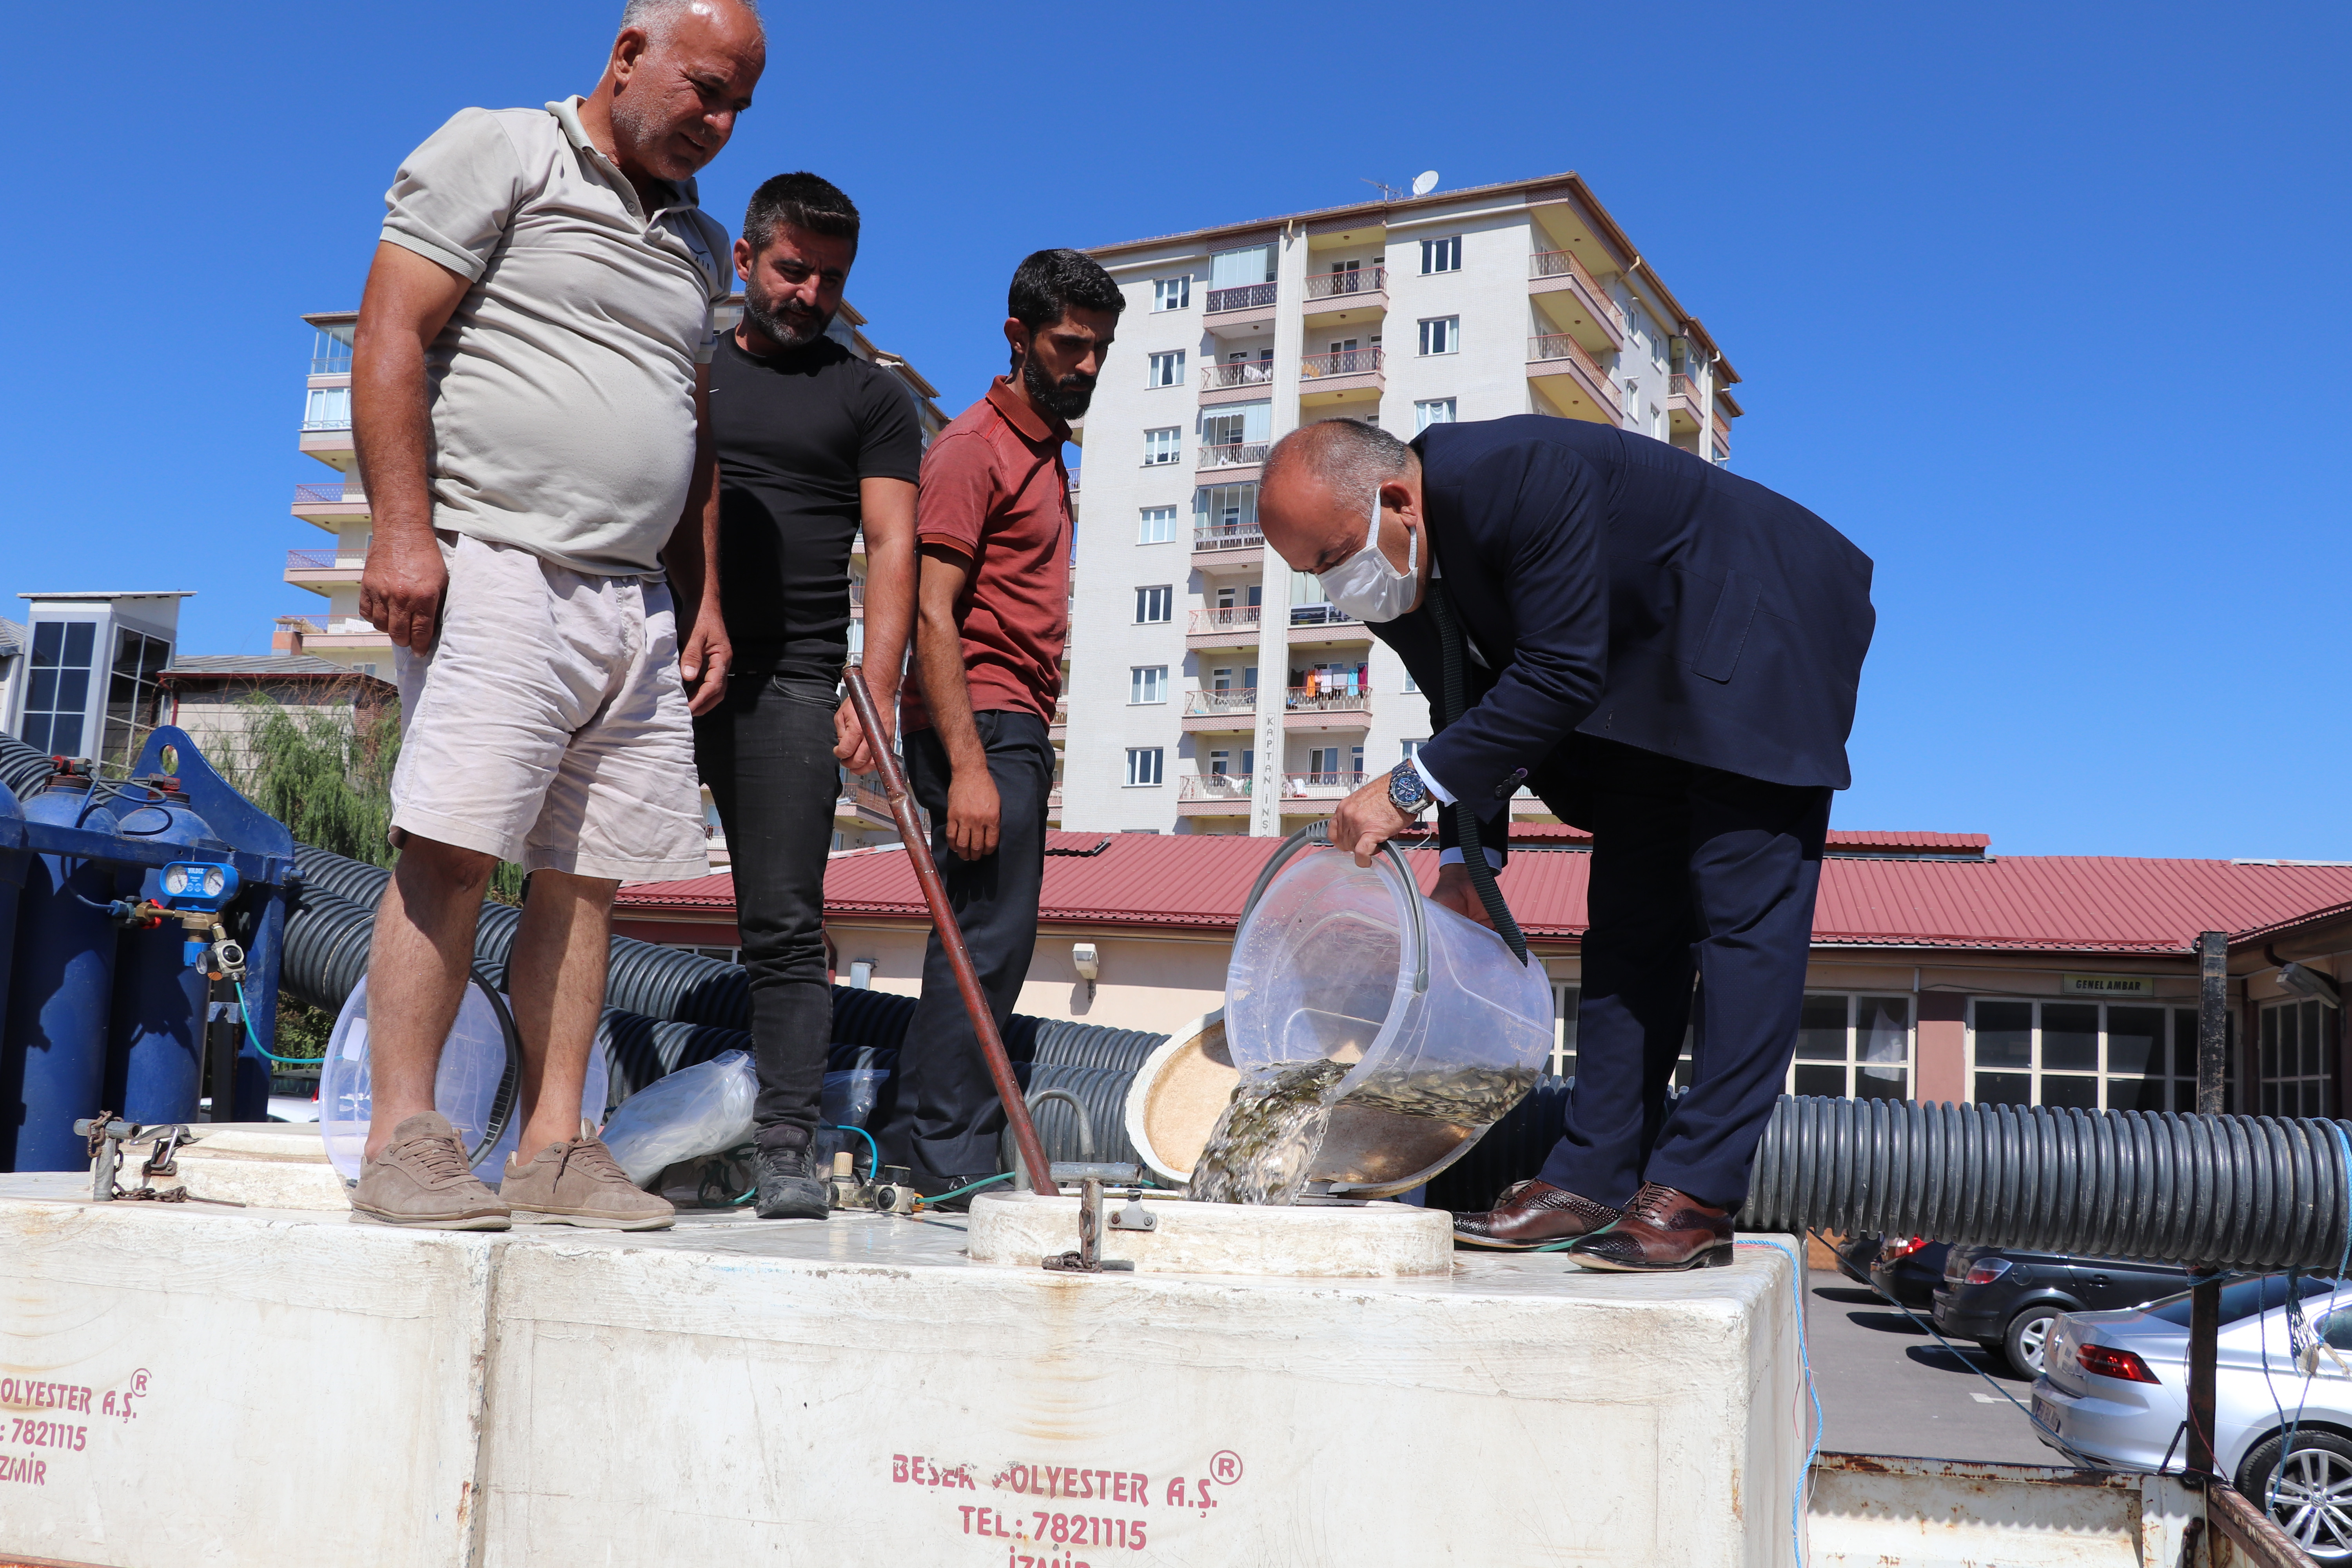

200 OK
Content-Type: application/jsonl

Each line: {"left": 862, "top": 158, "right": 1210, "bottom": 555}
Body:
{"left": 597, "top": 0, "right": 766, "bottom": 185}
{"left": 1260, "top": 419, "right": 1428, "bottom": 595}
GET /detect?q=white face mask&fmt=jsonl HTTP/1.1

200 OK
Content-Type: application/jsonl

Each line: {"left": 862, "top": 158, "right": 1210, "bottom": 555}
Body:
{"left": 1317, "top": 484, "right": 1418, "bottom": 623}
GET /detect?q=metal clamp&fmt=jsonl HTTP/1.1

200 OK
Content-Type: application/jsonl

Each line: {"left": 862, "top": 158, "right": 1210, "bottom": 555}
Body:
{"left": 1044, "top": 1178, "right": 1136, "bottom": 1273}
{"left": 1236, "top": 820, "right": 1430, "bottom": 996}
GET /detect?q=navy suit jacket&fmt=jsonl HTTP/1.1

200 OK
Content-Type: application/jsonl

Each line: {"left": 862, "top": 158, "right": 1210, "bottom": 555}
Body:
{"left": 1385, "top": 416, "right": 1875, "bottom": 833}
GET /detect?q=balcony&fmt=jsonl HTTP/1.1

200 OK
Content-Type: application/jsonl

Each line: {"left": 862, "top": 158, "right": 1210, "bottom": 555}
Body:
{"left": 301, "top": 619, "right": 393, "bottom": 651}
{"left": 1181, "top": 687, "right": 1258, "bottom": 732}
{"left": 1283, "top": 771, "right": 1368, "bottom": 799}
{"left": 1174, "top": 770, "right": 1369, "bottom": 817}
{"left": 1204, "top": 281, "right": 1277, "bottom": 316}
{"left": 835, "top": 770, "right": 892, "bottom": 822}
{"left": 1048, "top": 696, "right": 1068, "bottom": 739}
{"left": 1528, "top": 250, "right": 1624, "bottom": 354}
{"left": 1526, "top": 332, "right": 1618, "bottom": 425}
{"left": 285, "top": 546, "right": 367, "bottom": 590}
{"left": 1191, "top": 521, "right": 1264, "bottom": 568}
{"left": 1187, "top": 604, "right": 1263, "bottom": 648}
{"left": 1199, "top": 358, "right": 1277, "bottom": 407}
{"left": 1298, "top": 344, "right": 1383, "bottom": 406}
{"left": 1301, "top": 267, "right": 1387, "bottom": 324}
{"left": 1284, "top": 685, "right": 1372, "bottom": 730}
{"left": 1198, "top": 441, "right": 1270, "bottom": 472}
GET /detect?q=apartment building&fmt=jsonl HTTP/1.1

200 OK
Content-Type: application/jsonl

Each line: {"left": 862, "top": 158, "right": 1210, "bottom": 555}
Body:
{"left": 281, "top": 300, "right": 950, "bottom": 853}
{"left": 1061, "top": 172, "right": 1743, "bottom": 837}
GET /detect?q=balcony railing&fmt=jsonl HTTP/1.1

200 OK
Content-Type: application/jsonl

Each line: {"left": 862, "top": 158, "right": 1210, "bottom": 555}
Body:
{"left": 292, "top": 481, "right": 359, "bottom": 506}
{"left": 1670, "top": 373, "right": 1701, "bottom": 402}
{"left": 1528, "top": 332, "right": 1612, "bottom": 385}
{"left": 1178, "top": 773, "right": 1254, "bottom": 802}
{"left": 1204, "top": 281, "right": 1277, "bottom": 313}
{"left": 1287, "top": 603, "right": 1360, "bottom": 628}
{"left": 1285, "top": 771, "right": 1368, "bottom": 796}
{"left": 1184, "top": 688, "right": 1258, "bottom": 717}
{"left": 1192, "top": 523, "right": 1264, "bottom": 552}
{"left": 1286, "top": 685, "right": 1370, "bottom": 713}
{"left": 1303, "top": 267, "right": 1385, "bottom": 301}
{"left": 300, "top": 416, "right": 353, "bottom": 433}
{"left": 836, "top": 771, "right": 890, "bottom": 816}
{"left": 1201, "top": 360, "right": 1276, "bottom": 390}
{"left": 285, "top": 548, "right": 362, "bottom": 571}
{"left": 1530, "top": 249, "right": 1619, "bottom": 314}
{"left": 1199, "top": 442, "right": 1270, "bottom": 469}
{"left": 310, "top": 354, "right": 353, "bottom": 377}
{"left": 1188, "top": 605, "right": 1264, "bottom": 636}
{"left": 1299, "top": 345, "right": 1383, "bottom": 379}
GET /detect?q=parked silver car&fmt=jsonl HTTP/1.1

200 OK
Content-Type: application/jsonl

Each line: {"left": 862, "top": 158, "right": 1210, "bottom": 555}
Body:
{"left": 2032, "top": 1274, "right": 2352, "bottom": 1561}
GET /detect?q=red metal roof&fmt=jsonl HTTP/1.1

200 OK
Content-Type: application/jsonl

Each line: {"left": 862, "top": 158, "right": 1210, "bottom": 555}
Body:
{"left": 1394, "top": 823, "right": 1990, "bottom": 854}
{"left": 617, "top": 831, "right": 2352, "bottom": 956}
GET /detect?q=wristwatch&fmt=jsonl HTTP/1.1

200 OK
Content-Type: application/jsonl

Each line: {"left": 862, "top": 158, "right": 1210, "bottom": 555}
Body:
{"left": 1387, "top": 757, "right": 1433, "bottom": 817}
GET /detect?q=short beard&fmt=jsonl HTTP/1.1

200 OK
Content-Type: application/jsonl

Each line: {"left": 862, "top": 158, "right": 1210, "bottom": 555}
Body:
{"left": 1022, "top": 352, "right": 1095, "bottom": 420}
{"left": 743, "top": 277, "right": 831, "bottom": 351}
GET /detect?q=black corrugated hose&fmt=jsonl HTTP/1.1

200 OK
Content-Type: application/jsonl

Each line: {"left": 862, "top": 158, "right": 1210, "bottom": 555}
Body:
{"left": 0, "top": 731, "right": 53, "bottom": 801}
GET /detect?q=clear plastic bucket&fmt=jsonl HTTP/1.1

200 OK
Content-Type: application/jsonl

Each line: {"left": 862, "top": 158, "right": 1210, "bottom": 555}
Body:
{"left": 1223, "top": 831, "right": 1553, "bottom": 1195}
{"left": 320, "top": 970, "right": 600, "bottom": 1183}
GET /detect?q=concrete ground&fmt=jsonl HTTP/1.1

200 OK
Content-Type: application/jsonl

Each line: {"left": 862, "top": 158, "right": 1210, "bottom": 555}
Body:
{"left": 1805, "top": 1270, "right": 2058, "bottom": 1465}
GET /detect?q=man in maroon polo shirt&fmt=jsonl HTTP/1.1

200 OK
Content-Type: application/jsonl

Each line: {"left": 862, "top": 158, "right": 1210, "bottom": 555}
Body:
{"left": 878, "top": 249, "right": 1123, "bottom": 1203}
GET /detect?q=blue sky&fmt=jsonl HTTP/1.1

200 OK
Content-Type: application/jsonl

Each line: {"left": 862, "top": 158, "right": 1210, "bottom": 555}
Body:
{"left": 3, "top": 2, "right": 2344, "bottom": 858}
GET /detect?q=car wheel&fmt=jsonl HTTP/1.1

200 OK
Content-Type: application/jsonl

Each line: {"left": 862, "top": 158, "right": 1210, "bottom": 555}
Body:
{"left": 2003, "top": 1306, "right": 2060, "bottom": 1379}
{"left": 2237, "top": 1430, "right": 2352, "bottom": 1563}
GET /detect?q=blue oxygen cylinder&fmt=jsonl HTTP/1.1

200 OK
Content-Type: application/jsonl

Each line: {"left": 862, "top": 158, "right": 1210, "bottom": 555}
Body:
{"left": 104, "top": 782, "right": 213, "bottom": 1126}
{"left": 0, "top": 778, "right": 25, "bottom": 1042}
{"left": 0, "top": 781, "right": 124, "bottom": 1171}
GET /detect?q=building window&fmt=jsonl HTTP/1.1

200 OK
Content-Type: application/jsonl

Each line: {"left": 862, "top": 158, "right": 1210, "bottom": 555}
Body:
{"left": 1143, "top": 427, "right": 1182, "bottom": 466}
{"left": 1134, "top": 586, "right": 1172, "bottom": 624}
{"left": 1138, "top": 505, "right": 1176, "bottom": 544}
{"left": 302, "top": 385, "right": 352, "bottom": 430}
{"left": 2259, "top": 998, "right": 2334, "bottom": 1118}
{"left": 1551, "top": 984, "right": 1580, "bottom": 1078}
{"left": 1153, "top": 276, "right": 1191, "bottom": 312}
{"left": 1306, "top": 744, "right": 1363, "bottom": 780}
{"left": 21, "top": 619, "right": 97, "bottom": 757}
{"left": 1401, "top": 668, "right": 1419, "bottom": 693}
{"left": 1129, "top": 666, "right": 1168, "bottom": 704}
{"left": 1968, "top": 999, "right": 2205, "bottom": 1111}
{"left": 1125, "top": 747, "right": 1165, "bottom": 787}
{"left": 1147, "top": 350, "right": 1185, "bottom": 388}
{"left": 102, "top": 629, "right": 173, "bottom": 766}
{"left": 1420, "top": 236, "right": 1462, "bottom": 274}
{"left": 1400, "top": 739, "right": 1425, "bottom": 759}
{"left": 1414, "top": 398, "right": 1457, "bottom": 433}
{"left": 1417, "top": 317, "right": 1459, "bottom": 356}
{"left": 1194, "top": 483, "right": 1259, "bottom": 540}
{"left": 1787, "top": 995, "right": 1913, "bottom": 1101}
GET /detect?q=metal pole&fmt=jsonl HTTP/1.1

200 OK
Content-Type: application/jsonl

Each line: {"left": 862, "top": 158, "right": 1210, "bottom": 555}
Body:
{"left": 840, "top": 664, "right": 1059, "bottom": 1198}
{"left": 2188, "top": 928, "right": 2229, "bottom": 1475}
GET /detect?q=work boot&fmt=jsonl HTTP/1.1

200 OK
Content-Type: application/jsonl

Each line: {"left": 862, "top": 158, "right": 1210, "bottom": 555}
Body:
{"left": 351, "top": 1111, "right": 510, "bottom": 1230}
{"left": 752, "top": 1130, "right": 828, "bottom": 1221}
{"left": 502, "top": 1132, "right": 675, "bottom": 1231}
{"left": 1450, "top": 1179, "right": 1619, "bottom": 1250}
{"left": 1565, "top": 1182, "right": 1735, "bottom": 1272}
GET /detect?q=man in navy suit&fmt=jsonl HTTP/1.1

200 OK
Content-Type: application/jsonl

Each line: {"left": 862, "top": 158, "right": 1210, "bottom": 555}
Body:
{"left": 1258, "top": 416, "right": 1874, "bottom": 1271}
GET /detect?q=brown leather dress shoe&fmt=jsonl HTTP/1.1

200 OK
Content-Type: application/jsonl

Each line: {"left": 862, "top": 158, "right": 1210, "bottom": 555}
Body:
{"left": 1451, "top": 1180, "right": 1621, "bottom": 1250}
{"left": 1564, "top": 1182, "right": 1735, "bottom": 1272}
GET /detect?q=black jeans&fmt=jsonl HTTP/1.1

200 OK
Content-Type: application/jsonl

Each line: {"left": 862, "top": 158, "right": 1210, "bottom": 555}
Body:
{"left": 875, "top": 710, "right": 1055, "bottom": 1181}
{"left": 1530, "top": 737, "right": 1832, "bottom": 1211}
{"left": 693, "top": 673, "right": 842, "bottom": 1147}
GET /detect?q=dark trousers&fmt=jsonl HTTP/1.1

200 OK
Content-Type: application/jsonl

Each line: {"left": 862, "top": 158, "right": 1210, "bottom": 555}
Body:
{"left": 693, "top": 673, "right": 842, "bottom": 1147}
{"left": 875, "top": 710, "right": 1055, "bottom": 1182}
{"left": 1531, "top": 737, "right": 1831, "bottom": 1211}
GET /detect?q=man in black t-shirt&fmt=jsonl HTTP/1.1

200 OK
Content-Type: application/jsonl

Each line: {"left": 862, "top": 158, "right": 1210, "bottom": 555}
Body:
{"left": 695, "top": 172, "right": 922, "bottom": 1219}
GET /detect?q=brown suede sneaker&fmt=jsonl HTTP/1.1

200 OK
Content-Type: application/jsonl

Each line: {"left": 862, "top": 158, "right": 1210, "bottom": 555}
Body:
{"left": 501, "top": 1134, "right": 675, "bottom": 1231}
{"left": 351, "top": 1111, "right": 511, "bottom": 1230}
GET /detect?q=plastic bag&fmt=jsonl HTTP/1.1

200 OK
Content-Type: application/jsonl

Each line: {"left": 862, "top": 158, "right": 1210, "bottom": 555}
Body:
{"left": 815, "top": 1068, "right": 889, "bottom": 1174}
{"left": 602, "top": 1049, "right": 757, "bottom": 1187}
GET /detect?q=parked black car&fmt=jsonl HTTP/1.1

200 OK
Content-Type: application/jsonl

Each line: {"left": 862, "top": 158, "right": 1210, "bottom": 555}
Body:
{"left": 1933, "top": 1244, "right": 2200, "bottom": 1378}
{"left": 1867, "top": 1236, "right": 1953, "bottom": 1310}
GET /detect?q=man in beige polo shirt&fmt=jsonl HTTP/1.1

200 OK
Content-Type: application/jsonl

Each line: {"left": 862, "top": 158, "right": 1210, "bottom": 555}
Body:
{"left": 347, "top": 0, "right": 765, "bottom": 1229}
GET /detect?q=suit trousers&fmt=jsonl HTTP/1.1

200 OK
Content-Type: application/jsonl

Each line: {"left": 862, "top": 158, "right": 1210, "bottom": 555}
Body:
{"left": 692, "top": 673, "right": 843, "bottom": 1149}
{"left": 875, "top": 710, "right": 1055, "bottom": 1181}
{"left": 1531, "top": 737, "right": 1831, "bottom": 1211}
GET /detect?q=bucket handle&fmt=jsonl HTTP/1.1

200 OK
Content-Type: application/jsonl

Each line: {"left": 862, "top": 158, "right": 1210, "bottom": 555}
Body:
{"left": 1237, "top": 821, "right": 1430, "bottom": 997}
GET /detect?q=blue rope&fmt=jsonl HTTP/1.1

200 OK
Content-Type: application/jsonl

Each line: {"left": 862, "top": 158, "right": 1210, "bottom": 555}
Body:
{"left": 1737, "top": 1238, "right": 1823, "bottom": 1564}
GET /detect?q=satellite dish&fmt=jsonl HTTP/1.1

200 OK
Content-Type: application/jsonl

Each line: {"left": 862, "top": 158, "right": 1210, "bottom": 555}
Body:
{"left": 1411, "top": 170, "right": 1439, "bottom": 196}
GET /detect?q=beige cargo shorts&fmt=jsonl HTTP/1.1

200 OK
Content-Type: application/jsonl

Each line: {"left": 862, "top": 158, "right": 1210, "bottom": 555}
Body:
{"left": 388, "top": 532, "right": 710, "bottom": 882}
